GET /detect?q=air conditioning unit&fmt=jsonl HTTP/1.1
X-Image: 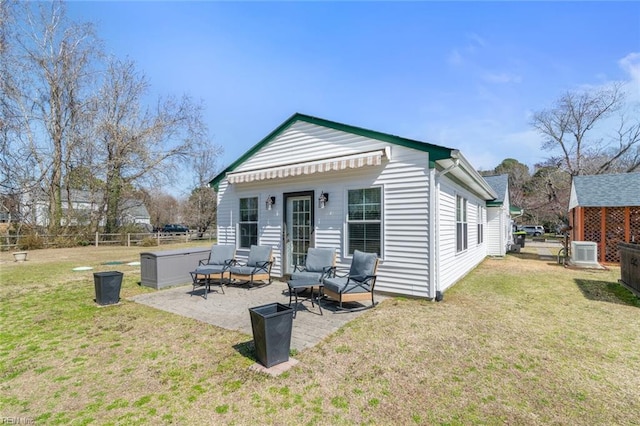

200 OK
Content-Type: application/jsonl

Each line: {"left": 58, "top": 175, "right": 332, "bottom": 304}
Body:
{"left": 570, "top": 241, "right": 600, "bottom": 268}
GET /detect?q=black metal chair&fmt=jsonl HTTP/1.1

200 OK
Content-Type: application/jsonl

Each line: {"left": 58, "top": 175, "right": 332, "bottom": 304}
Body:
{"left": 287, "top": 248, "right": 336, "bottom": 316}
{"left": 323, "top": 250, "right": 379, "bottom": 311}
{"left": 228, "top": 245, "right": 274, "bottom": 288}
{"left": 190, "top": 244, "right": 236, "bottom": 298}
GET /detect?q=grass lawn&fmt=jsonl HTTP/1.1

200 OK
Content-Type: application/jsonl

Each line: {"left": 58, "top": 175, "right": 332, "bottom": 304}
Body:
{"left": 1, "top": 243, "right": 639, "bottom": 425}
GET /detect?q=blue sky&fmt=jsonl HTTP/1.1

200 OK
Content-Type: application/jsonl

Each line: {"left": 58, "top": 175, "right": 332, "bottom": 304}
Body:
{"left": 66, "top": 1, "right": 640, "bottom": 195}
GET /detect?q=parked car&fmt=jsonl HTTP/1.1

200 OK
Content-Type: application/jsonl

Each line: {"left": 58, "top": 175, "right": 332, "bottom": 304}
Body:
{"left": 520, "top": 225, "right": 545, "bottom": 236}
{"left": 161, "top": 224, "right": 189, "bottom": 233}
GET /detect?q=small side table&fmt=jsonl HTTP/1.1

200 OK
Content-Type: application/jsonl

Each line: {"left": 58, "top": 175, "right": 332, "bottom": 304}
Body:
{"left": 190, "top": 267, "right": 226, "bottom": 299}
{"left": 287, "top": 278, "right": 324, "bottom": 318}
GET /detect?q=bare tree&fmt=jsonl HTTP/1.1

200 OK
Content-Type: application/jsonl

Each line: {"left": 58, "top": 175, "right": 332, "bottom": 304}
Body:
{"left": 532, "top": 83, "right": 640, "bottom": 177}
{"left": 598, "top": 113, "right": 640, "bottom": 173}
{"left": 482, "top": 157, "right": 572, "bottom": 229}
{"left": 3, "top": 1, "right": 100, "bottom": 231}
{"left": 143, "top": 189, "right": 180, "bottom": 230}
{"left": 483, "top": 158, "right": 531, "bottom": 210}
{"left": 1, "top": 0, "right": 28, "bottom": 209}
{"left": 525, "top": 162, "right": 572, "bottom": 228}
{"left": 91, "top": 57, "right": 210, "bottom": 233}
{"left": 181, "top": 143, "right": 222, "bottom": 235}
{"left": 3, "top": 2, "right": 221, "bottom": 237}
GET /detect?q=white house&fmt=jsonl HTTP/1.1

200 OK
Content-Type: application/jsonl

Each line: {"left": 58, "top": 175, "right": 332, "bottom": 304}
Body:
{"left": 210, "top": 113, "right": 505, "bottom": 299}
{"left": 20, "top": 189, "right": 151, "bottom": 228}
{"left": 483, "top": 174, "right": 513, "bottom": 256}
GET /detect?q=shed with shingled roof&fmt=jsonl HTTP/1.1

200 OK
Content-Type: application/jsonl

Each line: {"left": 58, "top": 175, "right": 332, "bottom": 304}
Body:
{"left": 568, "top": 173, "right": 640, "bottom": 263}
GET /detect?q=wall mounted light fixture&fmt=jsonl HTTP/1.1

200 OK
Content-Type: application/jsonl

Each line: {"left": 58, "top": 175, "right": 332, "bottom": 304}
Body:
{"left": 318, "top": 192, "right": 329, "bottom": 209}
{"left": 266, "top": 195, "right": 276, "bottom": 210}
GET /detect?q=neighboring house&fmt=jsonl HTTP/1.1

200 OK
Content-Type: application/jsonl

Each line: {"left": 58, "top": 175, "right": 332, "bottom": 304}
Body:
{"left": 119, "top": 198, "right": 152, "bottom": 227}
{"left": 210, "top": 113, "right": 504, "bottom": 299}
{"left": 20, "top": 189, "right": 151, "bottom": 228}
{"left": 483, "top": 174, "right": 513, "bottom": 256}
{"left": 0, "top": 206, "right": 10, "bottom": 223}
{"left": 568, "top": 173, "right": 640, "bottom": 263}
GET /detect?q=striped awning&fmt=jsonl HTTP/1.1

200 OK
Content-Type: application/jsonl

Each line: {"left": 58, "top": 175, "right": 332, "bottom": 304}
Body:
{"left": 226, "top": 148, "right": 390, "bottom": 184}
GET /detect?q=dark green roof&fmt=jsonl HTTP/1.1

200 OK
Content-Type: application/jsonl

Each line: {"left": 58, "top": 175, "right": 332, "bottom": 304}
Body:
{"left": 210, "top": 113, "right": 454, "bottom": 188}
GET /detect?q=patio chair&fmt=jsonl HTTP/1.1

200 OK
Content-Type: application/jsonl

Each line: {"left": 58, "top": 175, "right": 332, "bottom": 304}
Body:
{"left": 287, "top": 247, "right": 336, "bottom": 316}
{"left": 190, "top": 244, "right": 236, "bottom": 298}
{"left": 323, "top": 250, "right": 379, "bottom": 311}
{"left": 228, "top": 245, "right": 274, "bottom": 288}
{"left": 290, "top": 247, "right": 336, "bottom": 282}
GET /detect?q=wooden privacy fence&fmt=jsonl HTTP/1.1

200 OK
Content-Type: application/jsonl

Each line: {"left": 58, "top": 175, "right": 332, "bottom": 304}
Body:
{"left": 573, "top": 206, "right": 640, "bottom": 263}
{"left": 619, "top": 243, "right": 640, "bottom": 296}
{"left": 1, "top": 231, "right": 215, "bottom": 251}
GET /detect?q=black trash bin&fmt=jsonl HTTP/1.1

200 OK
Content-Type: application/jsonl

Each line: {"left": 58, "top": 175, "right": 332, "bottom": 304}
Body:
{"left": 93, "top": 271, "right": 123, "bottom": 305}
{"left": 514, "top": 232, "right": 526, "bottom": 248}
{"left": 249, "top": 303, "right": 294, "bottom": 368}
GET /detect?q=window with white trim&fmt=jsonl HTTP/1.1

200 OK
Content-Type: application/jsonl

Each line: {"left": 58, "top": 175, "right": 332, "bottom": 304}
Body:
{"left": 456, "top": 195, "right": 468, "bottom": 252}
{"left": 347, "top": 187, "right": 381, "bottom": 255}
{"left": 239, "top": 197, "right": 258, "bottom": 248}
{"left": 477, "top": 205, "right": 484, "bottom": 244}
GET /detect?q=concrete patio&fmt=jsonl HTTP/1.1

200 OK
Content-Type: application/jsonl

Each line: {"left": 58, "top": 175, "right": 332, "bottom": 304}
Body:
{"left": 130, "top": 280, "right": 385, "bottom": 352}
{"left": 130, "top": 240, "right": 558, "bottom": 355}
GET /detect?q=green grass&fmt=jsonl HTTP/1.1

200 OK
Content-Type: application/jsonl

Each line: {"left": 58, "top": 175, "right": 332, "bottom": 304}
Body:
{"left": 1, "top": 244, "right": 639, "bottom": 425}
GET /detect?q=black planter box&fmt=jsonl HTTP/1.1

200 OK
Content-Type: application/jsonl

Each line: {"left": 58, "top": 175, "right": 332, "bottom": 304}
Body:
{"left": 94, "top": 271, "right": 123, "bottom": 305}
{"left": 249, "top": 303, "right": 294, "bottom": 368}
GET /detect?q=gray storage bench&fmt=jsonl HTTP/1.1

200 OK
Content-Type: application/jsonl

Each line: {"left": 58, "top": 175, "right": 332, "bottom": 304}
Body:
{"left": 140, "top": 247, "right": 210, "bottom": 289}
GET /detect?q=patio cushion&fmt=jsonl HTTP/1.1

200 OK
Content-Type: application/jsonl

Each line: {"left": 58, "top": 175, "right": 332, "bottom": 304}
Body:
{"left": 324, "top": 277, "right": 371, "bottom": 294}
{"left": 290, "top": 271, "right": 323, "bottom": 282}
{"left": 229, "top": 266, "right": 259, "bottom": 276}
{"left": 206, "top": 244, "right": 235, "bottom": 265}
{"left": 246, "top": 245, "right": 272, "bottom": 267}
{"left": 194, "top": 264, "right": 228, "bottom": 274}
{"left": 304, "top": 248, "right": 335, "bottom": 273}
{"left": 348, "top": 250, "right": 377, "bottom": 282}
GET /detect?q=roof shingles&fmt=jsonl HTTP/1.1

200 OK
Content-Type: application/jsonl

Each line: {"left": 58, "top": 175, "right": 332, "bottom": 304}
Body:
{"left": 483, "top": 174, "right": 509, "bottom": 204}
{"left": 572, "top": 173, "right": 640, "bottom": 207}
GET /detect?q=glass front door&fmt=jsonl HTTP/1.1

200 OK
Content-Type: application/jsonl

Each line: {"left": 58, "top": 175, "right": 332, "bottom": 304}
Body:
{"left": 285, "top": 194, "right": 313, "bottom": 274}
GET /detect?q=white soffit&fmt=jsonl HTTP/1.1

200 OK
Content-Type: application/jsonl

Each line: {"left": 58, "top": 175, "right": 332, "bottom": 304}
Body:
{"left": 227, "top": 148, "right": 390, "bottom": 184}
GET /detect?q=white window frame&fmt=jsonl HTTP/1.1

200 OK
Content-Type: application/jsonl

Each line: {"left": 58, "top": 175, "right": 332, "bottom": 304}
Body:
{"left": 477, "top": 205, "right": 484, "bottom": 245}
{"left": 238, "top": 196, "right": 258, "bottom": 249}
{"left": 346, "top": 186, "right": 383, "bottom": 256}
{"left": 456, "top": 194, "right": 468, "bottom": 253}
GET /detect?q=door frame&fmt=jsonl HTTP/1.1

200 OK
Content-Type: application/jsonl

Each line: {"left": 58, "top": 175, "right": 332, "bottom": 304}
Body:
{"left": 282, "top": 190, "right": 315, "bottom": 274}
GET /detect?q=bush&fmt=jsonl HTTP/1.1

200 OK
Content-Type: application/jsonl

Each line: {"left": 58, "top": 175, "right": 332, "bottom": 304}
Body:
{"left": 51, "top": 235, "right": 81, "bottom": 248}
{"left": 18, "top": 233, "right": 45, "bottom": 250}
{"left": 140, "top": 237, "right": 157, "bottom": 247}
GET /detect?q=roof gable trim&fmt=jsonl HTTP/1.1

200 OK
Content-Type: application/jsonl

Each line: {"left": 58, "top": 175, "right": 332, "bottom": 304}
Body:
{"left": 210, "top": 113, "right": 454, "bottom": 187}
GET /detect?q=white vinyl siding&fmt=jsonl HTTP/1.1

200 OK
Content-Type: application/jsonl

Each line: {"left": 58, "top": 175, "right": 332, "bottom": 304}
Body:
{"left": 438, "top": 179, "right": 487, "bottom": 291}
{"left": 216, "top": 120, "right": 490, "bottom": 298}
{"left": 485, "top": 181, "right": 511, "bottom": 256}
{"left": 234, "top": 122, "right": 380, "bottom": 173}
{"left": 486, "top": 206, "right": 504, "bottom": 255}
{"left": 217, "top": 123, "right": 432, "bottom": 296}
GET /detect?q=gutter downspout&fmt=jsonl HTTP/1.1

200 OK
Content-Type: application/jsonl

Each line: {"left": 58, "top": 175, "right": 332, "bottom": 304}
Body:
{"left": 431, "top": 158, "right": 460, "bottom": 302}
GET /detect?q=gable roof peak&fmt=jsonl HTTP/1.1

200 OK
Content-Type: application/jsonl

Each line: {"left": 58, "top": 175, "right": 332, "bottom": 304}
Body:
{"left": 210, "top": 113, "right": 455, "bottom": 187}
